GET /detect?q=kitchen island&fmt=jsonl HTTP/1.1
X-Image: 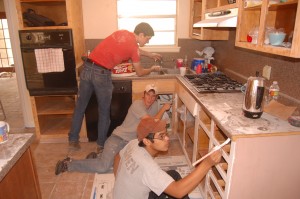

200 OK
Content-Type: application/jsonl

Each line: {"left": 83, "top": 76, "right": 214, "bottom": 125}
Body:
{"left": 0, "top": 133, "right": 41, "bottom": 199}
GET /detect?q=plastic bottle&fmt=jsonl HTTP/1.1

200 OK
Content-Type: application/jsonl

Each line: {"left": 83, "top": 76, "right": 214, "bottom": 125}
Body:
{"left": 269, "top": 81, "right": 280, "bottom": 101}
{"left": 196, "top": 64, "right": 202, "bottom": 74}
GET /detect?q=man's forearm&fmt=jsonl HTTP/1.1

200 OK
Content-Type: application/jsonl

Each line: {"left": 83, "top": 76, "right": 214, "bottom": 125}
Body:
{"left": 139, "top": 48, "right": 152, "bottom": 58}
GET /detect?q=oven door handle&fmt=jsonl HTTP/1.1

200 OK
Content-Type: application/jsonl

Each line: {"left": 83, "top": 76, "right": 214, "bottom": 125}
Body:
{"left": 21, "top": 48, "right": 73, "bottom": 53}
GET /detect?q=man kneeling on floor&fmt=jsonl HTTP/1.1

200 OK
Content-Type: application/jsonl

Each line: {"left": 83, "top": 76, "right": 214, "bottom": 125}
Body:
{"left": 112, "top": 118, "right": 222, "bottom": 199}
{"left": 55, "top": 84, "right": 171, "bottom": 175}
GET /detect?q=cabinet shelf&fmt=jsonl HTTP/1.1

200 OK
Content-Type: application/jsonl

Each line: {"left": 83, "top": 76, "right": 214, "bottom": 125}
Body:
{"left": 206, "top": 3, "right": 238, "bottom": 13}
{"left": 236, "top": 0, "right": 300, "bottom": 58}
{"left": 17, "top": 0, "right": 68, "bottom": 28}
{"left": 208, "top": 171, "right": 224, "bottom": 199}
{"left": 34, "top": 95, "right": 75, "bottom": 115}
{"left": 30, "top": 95, "right": 86, "bottom": 142}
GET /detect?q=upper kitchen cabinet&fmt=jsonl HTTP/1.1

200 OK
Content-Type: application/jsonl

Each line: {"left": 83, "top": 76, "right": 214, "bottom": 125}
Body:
{"left": 15, "top": 0, "right": 85, "bottom": 65}
{"left": 235, "top": 0, "right": 300, "bottom": 58}
{"left": 190, "top": 0, "right": 239, "bottom": 40}
{"left": 15, "top": 0, "right": 83, "bottom": 30}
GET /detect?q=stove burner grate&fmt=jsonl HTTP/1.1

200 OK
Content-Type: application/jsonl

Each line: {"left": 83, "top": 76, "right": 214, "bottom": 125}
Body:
{"left": 184, "top": 73, "right": 243, "bottom": 93}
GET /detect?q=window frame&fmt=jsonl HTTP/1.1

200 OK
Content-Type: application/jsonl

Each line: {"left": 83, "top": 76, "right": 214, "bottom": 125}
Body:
{"left": 0, "top": 17, "right": 14, "bottom": 69}
{"left": 116, "top": 0, "right": 180, "bottom": 52}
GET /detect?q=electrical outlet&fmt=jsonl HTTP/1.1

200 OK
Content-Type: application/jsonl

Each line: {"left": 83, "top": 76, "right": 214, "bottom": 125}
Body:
{"left": 263, "top": 65, "right": 271, "bottom": 80}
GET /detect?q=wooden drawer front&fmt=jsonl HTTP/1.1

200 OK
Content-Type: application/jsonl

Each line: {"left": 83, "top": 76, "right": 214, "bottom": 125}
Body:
{"left": 132, "top": 79, "right": 176, "bottom": 94}
{"left": 177, "top": 84, "right": 199, "bottom": 116}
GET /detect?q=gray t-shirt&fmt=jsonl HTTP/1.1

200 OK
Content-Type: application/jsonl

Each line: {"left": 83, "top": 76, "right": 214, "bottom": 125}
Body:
{"left": 113, "top": 139, "right": 174, "bottom": 199}
{"left": 113, "top": 100, "right": 159, "bottom": 141}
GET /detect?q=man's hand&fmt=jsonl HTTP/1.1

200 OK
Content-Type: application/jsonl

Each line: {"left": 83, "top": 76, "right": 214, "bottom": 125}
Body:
{"left": 150, "top": 65, "right": 161, "bottom": 72}
{"left": 151, "top": 53, "right": 162, "bottom": 61}
{"left": 206, "top": 149, "right": 222, "bottom": 167}
{"left": 162, "top": 103, "right": 172, "bottom": 111}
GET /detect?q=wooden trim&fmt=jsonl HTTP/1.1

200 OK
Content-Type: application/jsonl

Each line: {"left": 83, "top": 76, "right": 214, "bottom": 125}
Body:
{"left": 0, "top": 12, "right": 6, "bottom": 19}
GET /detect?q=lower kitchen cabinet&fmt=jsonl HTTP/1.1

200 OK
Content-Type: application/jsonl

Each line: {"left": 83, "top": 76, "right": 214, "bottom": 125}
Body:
{"left": 0, "top": 147, "right": 41, "bottom": 199}
{"left": 174, "top": 81, "right": 300, "bottom": 199}
{"left": 30, "top": 95, "right": 87, "bottom": 142}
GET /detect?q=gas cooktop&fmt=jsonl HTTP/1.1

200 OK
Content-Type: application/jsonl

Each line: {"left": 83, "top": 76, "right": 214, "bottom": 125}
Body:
{"left": 184, "top": 73, "right": 243, "bottom": 93}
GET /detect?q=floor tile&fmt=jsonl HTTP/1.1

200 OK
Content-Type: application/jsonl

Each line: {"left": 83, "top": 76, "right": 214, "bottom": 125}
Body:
{"left": 2, "top": 76, "right": 186, "bottom": 198}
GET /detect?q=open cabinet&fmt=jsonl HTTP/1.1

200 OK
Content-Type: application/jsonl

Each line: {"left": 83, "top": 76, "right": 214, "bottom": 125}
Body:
{"left": 30, "top": 95, "right": 87, "bottom": 142}
{"left": 235, "top": 0, "right": 300, "bottom": 58}
{"left": 190, "top": 0, "right": 239, "bottom": 40}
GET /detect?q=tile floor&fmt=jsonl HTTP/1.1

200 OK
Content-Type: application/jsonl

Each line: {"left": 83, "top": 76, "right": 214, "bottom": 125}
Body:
{"left": 1, "top": 74, "right": 184, "bottom": 199}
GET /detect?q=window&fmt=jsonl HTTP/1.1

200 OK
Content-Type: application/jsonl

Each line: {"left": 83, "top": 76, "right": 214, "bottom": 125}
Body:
{"left": 0, "top": 19, "right": 14, "bottom": 68}
{"left": 117, "top": 0, "right": 177, "bottom": 46}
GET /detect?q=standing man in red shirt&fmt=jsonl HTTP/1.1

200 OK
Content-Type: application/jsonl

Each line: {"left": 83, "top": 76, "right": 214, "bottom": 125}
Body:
{"left": 68, "top": 22, "right": 162, "bottom": 153}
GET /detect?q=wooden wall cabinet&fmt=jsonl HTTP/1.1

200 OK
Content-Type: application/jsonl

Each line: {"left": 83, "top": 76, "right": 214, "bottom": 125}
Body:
{"left": 235, "top": 0, "right": 300, "bottom": 58}
{"left": 15, "top": 0, "right": 85, "bottom": 66}
{"left": 190, "top": 0, "right": 239, "bottom": 40}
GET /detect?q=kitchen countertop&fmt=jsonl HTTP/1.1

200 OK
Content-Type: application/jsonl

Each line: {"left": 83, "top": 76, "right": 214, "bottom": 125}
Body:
{"left": 177, "top": 76, "right": 300, "bottom": 140}
{"left": 0, "top": 133, "right": 35, "bottom": 181}
{"left": 112, "top": 72, "right": 177, "bottom": 80}
{"left": 112, "top": 72, "right": 299, "bottom": 138}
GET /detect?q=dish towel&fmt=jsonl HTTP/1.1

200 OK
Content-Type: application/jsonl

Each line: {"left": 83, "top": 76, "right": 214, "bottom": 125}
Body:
{"left": 34, "top": 48, "right": 65, "bottom": 73}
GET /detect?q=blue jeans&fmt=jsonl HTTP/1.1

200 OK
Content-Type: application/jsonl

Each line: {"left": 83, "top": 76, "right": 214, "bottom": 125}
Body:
{"left": 68, "top": 134, "right": 128, "bottom": 173}
{"left": 68, "top": 61, "right": 113, "bottom": 147}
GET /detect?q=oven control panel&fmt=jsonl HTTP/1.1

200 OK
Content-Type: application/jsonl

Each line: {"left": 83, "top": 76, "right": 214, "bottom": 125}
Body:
{"left": 19, "top": 29, "right": 73, "bottom": 47}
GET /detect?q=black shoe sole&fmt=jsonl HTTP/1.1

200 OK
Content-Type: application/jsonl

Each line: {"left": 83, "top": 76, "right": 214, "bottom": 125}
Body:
{"left": 86, "top": 152, "right": 98, "bottom": 159}
{"left": 55, "top": 160, "right": 63, "bottom": 175}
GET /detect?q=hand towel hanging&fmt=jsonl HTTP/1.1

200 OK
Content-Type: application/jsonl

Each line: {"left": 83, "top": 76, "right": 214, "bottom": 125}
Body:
{"left": 34, "top": 48, "right": 65, "bottom": 73}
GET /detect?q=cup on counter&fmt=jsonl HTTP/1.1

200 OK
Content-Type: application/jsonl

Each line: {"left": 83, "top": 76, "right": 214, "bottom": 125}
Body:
{"left": 191, "top": 58, "right": 205, "bottom": 71}
{"left": 176, "top": 58, "right": 184, "bottom": 68}
{"left": 0, "top": 121, "right": 9, "bottom": 144}
{"left": 180, "top": 67, "right": 186, "bottom": 76}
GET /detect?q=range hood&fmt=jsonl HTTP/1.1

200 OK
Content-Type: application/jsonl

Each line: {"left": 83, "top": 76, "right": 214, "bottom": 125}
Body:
{"left": 193, "top": 8, "right": 238, "bottom": 28}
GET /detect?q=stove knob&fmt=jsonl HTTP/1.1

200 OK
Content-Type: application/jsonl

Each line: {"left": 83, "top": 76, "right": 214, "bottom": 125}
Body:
{"left": 26, "top": 34, "right": 32, "bottom": 41}
{"left": 120, "top": 86, "right": 125, "bottom": 92}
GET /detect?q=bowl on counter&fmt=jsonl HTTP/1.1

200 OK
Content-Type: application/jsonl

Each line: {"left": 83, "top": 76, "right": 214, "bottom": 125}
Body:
{"left": 269, "top": 32, "right": 286, "bottom": 46}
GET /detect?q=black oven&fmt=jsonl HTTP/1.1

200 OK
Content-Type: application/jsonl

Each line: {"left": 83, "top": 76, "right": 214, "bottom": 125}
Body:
{"left": 19, "top": 29, "right": 77, "bottom": 96}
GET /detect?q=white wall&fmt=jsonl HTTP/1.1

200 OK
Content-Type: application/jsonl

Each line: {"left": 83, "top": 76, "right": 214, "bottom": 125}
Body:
{"left": 82, "top": 0, "right": 190, "bottom": 39}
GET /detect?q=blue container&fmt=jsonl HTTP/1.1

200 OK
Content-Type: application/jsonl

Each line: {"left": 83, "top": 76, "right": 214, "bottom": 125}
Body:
{"left": 191, "top": 58, "right": 205, "bottom": 71}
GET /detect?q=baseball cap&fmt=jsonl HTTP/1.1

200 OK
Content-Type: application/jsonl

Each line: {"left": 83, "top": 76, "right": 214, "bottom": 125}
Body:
{"left": 145, "top": 84, "right": 158, "bottom": 93}
{"left": 137, "top": 118, "right": 166, "bottom": 141}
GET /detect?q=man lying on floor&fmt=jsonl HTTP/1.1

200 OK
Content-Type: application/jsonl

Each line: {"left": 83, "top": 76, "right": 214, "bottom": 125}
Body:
{"left": 112, "top": 117, "right": 222, "bottom": 199}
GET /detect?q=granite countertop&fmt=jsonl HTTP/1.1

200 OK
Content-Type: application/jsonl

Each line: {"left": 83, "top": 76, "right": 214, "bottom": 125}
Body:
{"left": 111, "top": 72, "right": 177, "bottom": 80}
{"left": 111, "top": 72, "right": 300, "bottom": 138}
{"left": 177, "top": 76, "right": 300, "bottom": 139}
{"left": 0, "top": 133, "right": 35, "bottom": 181}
